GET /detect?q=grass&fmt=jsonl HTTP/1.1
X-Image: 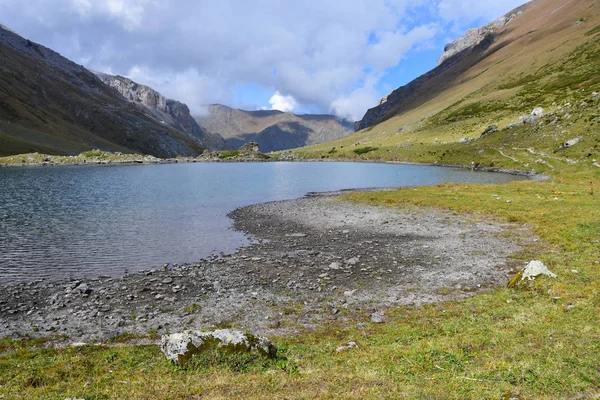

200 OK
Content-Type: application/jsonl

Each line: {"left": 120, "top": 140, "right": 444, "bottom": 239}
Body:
{"left": 217, "top": 150, "right": 240, "bottom": 159}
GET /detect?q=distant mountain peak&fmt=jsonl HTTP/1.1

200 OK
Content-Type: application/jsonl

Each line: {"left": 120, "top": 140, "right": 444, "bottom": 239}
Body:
{"left": 195, "top": 104, "right": 353, "bottom": 152}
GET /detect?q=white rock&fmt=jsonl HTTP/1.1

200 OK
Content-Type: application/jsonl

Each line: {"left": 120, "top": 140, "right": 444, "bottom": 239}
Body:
{"left": 335, "top": 341, "right": 358, "bottom": 352}
{"left": 329, "top": 262, "right": 342, "bottom": 270}
{"left": 521, "top": 260, "right": 557, "bottom": 281}
{"left": 160, "top": 329, "right": 277, "bottom": 365}
{"left": 531, "top": 107, "right": 544, "bottom": 117}
{"left": 345, "top": 257, "right": 360, "bottom": 266}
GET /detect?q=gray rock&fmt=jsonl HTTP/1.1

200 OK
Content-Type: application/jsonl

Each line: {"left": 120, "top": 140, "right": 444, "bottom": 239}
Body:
{"left": 437, "top": 12, "right": 520, "bottom": 66}
{"left": 531, "top": 107, "right": 544, "bottom": 117}
{"left": 480, "top": 124, "right": 498, "bottom": 137}
{"left": 160, "top": 329, "right": 277, "bottom": 365}
{"left": 74, "top": 283, "right": 92, "bottom": 295}
{"left": 563, "top": 137, "right": 581, "bottom": 148}
{"left": 335, "top": 341, "right": 358, "bottom": 352}
{"left": 370, "top": 311, "right": 386, "bottom": 324}
{"left": 162, "top": 278, "right": 173, "bottom": 284}
{"left": 329, "top": 262, "right": 342, "bottom": 270}
{"left": 345, "top": 257, "right": 360, "bottom": 266}
{"left": 557, "top": 137, "right": 581, "bottom": 152}
{"left": 520, "top": 114, "right": 537, "bottom": 125}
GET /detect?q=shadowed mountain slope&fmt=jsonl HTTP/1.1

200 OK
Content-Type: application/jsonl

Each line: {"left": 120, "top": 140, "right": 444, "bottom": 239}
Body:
{"left": 0, "top": 25, "right": 206, "bottom": 157}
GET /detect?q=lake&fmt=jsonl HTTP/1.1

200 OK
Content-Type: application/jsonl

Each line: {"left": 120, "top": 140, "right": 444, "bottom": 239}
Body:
{"left": 0, "top": 161, "right": 526, "bottom": 284}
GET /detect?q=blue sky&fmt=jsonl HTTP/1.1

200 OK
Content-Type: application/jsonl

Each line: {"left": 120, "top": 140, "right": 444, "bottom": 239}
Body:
{"left": 0, "top": 0, "right": 527, "bottom": 120}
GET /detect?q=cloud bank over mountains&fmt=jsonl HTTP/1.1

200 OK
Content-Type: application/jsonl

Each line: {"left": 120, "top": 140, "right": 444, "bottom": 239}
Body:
{"left": 0, "top": 0, "right": 526, "bottom": 120}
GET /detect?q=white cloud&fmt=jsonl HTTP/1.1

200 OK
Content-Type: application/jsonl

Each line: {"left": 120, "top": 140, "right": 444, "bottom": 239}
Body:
{"left": 330, "top": 75, "right": 381, "bottom": 121}
{"left": 268, "top": 91, "right": 297, "bottom": 113}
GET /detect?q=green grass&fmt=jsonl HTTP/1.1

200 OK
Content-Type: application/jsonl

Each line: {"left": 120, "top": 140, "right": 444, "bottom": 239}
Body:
{"left": 217, "top": 150, "right": 240, "bottom": 159}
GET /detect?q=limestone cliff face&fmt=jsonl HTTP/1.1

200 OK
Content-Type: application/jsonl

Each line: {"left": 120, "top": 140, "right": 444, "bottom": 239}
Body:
{"left": 195, "top": 104, "right": 354, "bottom": 152}
{"left": 94, "top": 73, "right": 227, "bottom": 150}
{"left": 437, "top": 11, "right": 523, "bottom": 66}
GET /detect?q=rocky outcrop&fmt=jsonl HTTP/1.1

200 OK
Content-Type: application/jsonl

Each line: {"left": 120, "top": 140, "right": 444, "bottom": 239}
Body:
{"left": 0, "top": 25, "right": 208, "bottom": 158}
{"left": 437, "top": 11, "right": 523, "bottom": 66}
{"left": 94, "top": 73, "right": 227, "bottom": 150}
{"left": 196, "top": 104, "right": 353, "bottom": 152}
{"left": 160, "top": 329, "right": 277, "bottom": 365}
{"left": 355, "top": 3, "right": 532, "bottom": 132}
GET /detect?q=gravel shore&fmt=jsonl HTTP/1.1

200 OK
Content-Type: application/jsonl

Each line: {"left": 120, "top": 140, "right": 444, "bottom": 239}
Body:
{"left": 0, "top": 193, "right": 534, "bottom": 345}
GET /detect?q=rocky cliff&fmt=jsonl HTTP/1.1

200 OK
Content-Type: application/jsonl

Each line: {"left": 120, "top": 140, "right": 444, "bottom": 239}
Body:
{"left": 355, "top": 2, "right": 535, "bottom": 132}
{"left": 437, "top": 9, "right": 525, "bottom": 66}
{"left": 196, "top": 105, "right": 353, "bottom": 152}
{"left": 93, "top": 73, "right": 227, "bottom": 150}
{"left": 0, "top": 25, "right": 209, "bottom": 157}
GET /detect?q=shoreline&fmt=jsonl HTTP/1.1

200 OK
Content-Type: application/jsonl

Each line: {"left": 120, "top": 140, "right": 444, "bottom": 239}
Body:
{"left": 0, "top": 154, "right": 548, "bottom": 181}
{"left": 0, "top": 191, "right": 535, "bottom": 346}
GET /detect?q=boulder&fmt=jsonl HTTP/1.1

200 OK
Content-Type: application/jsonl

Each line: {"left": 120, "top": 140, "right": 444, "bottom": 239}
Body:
{"left": 508, "top": 260, "right": 557, "bottom": 287}
{"left": 370, "top": 311, "right": 386, "bottom": 323}
{"left": 556, "top": 137, "right": 581, "bottom": 152}
{"left": 522, "top": 260, "right": 557, "bottom": 280}
{"left": 520, "top": 114, "right": 537, "bottom": 125}
{"left": 74, "top": 283, "right": 92, "bottom": 295}
{"left": 480, "top": 124, "right": 498, "bottom": 137}
{"left": 531, "top": 107, "right": 544, "bottom": 117}
{"left": 160, "top": 329, "right": 277, "bottom": 365}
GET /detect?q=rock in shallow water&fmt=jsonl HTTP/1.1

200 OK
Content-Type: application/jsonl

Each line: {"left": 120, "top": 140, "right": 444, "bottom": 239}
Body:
{"left": 160, "top": 329, "right": 277, "bottom": 365}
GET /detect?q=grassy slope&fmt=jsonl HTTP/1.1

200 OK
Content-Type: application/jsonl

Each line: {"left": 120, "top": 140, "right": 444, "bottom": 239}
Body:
{"left": 2, "top": 1, "right": 600, "bottom": 399}
{"left": 292, "top": 0, "right": 600, "bottom": 175}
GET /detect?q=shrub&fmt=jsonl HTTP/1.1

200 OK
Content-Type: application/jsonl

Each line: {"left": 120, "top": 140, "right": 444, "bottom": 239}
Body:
{"left": 353, "top": 146, "right": 378, "bottom": 155}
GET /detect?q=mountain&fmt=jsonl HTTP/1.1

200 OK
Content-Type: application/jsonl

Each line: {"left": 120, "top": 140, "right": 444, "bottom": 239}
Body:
{"left": 93, "top": 73, "right": 227, "bottom": 150}
{"left": 195, "top": 104, "right": 354, "bottom": 152}
{"left": 0, "top": 25, "right": 206, "bottom": 157}
{"left": 299, "top": 0, "right": 599, "bottom": 174}
{"left": 355, "top": 1, "right": 535, "bottom": 131}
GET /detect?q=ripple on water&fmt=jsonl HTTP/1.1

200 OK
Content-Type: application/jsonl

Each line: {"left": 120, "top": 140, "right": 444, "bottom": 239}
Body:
{"left": 0, "top": 162, "right": 526, "bottom": 284}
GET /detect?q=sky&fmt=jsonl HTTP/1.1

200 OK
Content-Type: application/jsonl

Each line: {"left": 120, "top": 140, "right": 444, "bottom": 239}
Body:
{"left": 0, "top": 0, "right": 527, "bottom": 120}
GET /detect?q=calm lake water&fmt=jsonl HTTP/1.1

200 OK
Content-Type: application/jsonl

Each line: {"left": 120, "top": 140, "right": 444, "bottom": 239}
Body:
{"left": 0, "top": 162, "right": 526, "bottom": 284}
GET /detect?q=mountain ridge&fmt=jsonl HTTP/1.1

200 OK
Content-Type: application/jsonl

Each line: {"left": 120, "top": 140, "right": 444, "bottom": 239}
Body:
{"left": 196, "top": 104, "right": 354, "bottom": 152}
{"left": 93, "top": 72, "right": 227, "bottom": 150}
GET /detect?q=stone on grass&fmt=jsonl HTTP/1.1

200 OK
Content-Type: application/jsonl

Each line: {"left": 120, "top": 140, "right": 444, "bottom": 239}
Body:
{"left": 160, "top": 329, "right": 277, "bottom": 365}
{"left": 522, "top": 260, "right": 557, "bottom": 281}
{"left": 531, "top": 107, "right": 544, "bottom": 117}
{"left": 370, "top": 311, "right": 386, "bottom": 323}
{"left": 507, "top": 260, "right": 557, "bottom": 288}
{"left": 336, "top": 341, "right": 358, "bottom": 352}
